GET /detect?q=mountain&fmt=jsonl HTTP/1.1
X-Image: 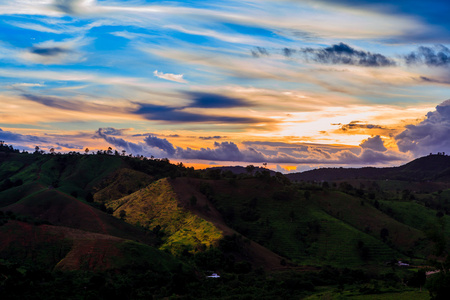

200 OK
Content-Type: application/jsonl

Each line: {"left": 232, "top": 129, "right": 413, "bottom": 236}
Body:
{"left": 286, "top": 153, "right": 450, "bottom": 182}
{"left": 1, "top": 143, "right": 449, "bottom": 299}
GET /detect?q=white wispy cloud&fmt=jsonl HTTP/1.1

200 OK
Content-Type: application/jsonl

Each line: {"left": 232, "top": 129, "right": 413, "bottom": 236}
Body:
{"left": 153, "top": 70, "right": 187, "bottom": 83}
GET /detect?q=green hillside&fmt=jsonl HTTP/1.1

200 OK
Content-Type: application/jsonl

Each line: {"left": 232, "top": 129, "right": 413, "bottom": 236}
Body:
{"left": 1, "top": 143, "right": 450, "bottom": 299}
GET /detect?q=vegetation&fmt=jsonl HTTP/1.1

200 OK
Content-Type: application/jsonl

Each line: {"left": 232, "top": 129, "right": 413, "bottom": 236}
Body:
{"left": 2, "top": 142, "right": 450, "bottom": 298}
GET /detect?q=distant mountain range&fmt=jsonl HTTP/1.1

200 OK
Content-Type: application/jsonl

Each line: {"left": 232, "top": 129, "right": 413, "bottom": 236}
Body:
{"left": 286, "top": 153, "right": 450, "bottom": 182}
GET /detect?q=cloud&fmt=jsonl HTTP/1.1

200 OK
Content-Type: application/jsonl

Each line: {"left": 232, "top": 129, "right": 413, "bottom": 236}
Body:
{"left": 30, "top": 47, "right": 70, "bottom": 57}
{"left": 184, "top": 91, "right": 251, "bottom": 108}
{"left": 20, "top": 37, "right": 91, "bottom": 65}
{"left": 282, "top": 48, "right": 296, "bottom": 57}
{"left": 337, "top": 121, "right": 386, "bottom": 131}
{"left": 418, "top": 76, "right": 450, "bottom": 85}
{"left": 144, "top": 135, "right": 176, "bottom": 156}
{"left": 301, "top": 43, "right": 396, "bottom": 67}
{"left": 97, "top": 127, "right": 128, "bottom": 136}
{"left": 153, "top": 70, "right": 187, "bottom": 83}
{"left": 95, "top": 128, "right": 146, "bottom": 154}
{"left": 333, "top": 121, "right": 396, "bottom": 137}
{"left": 22, "top": 93, "right": 125, "bottom": 114}
{"left": 395, "top": 99, "right": 450, "bottom": 156}
{"left": 177, "top": 141, "right": 266, "bottom": 162}
{"left": 199, "top": 136, "right": 226, "bottom": 140}
{"left": 96, "top": 129, "right": 405, "bottom": 166}
{"left": 251, "top": 47, "right": 269, "bottom": 58}
{"left": 313, "top": 0, "right": 450, "bottom": 42}
{"left": 53, "top": 0, "right": 95, "bottom": 15}
{"left": 55, "top": 142, "right": 83, "bottom": 149}
{"left": 133, "top": 102, "right": 271, "bottom": 124}
{"left": 404, "top": 45, "right": 450, "bottom": 67}
{"left": 0, "top": 128, "right": 49, "bottom": 145}
{"left": 95, "top": 128, "right": 174, "bottom": 157}
{"left": 360, "top": 135, "right": 387, "bottom": 152}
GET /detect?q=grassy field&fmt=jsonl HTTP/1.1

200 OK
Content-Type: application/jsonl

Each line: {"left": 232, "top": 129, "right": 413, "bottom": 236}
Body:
{"left": 107, "top": 178, "right": 223, "bottom": 255}
{"left": 304, "top": 289, "right": 429, "bottom": 300}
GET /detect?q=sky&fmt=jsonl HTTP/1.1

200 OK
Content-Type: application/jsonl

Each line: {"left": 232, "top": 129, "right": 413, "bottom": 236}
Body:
{"left": 1, "top": 0, "right": 450, "bottom": 173}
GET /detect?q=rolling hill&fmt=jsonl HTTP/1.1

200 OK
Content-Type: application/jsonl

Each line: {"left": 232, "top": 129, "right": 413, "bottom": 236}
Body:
{"left": 1, "top": 143, "right": 450, "bottom": 299}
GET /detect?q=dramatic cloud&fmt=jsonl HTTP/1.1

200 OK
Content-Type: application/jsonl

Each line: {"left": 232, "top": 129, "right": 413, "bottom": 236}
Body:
{"left": 95, "top": 128, "right": 148, "bottom": 155}
{"left": 97, "top": 127, "right": 128, "bottom": 136}
{"left": 55, "top": 142, "right": 83, "bottom": 150}
{"left": 396, "top": 100, "right": 450, "bottom": 156}
{"left": 360, "top": 135, "right": 387, "bottom": 152}
{"left": 153, "top": 70, "right": 187, "bottom": 83}
{"left": 199, "top": 136, "right": 226, "bottom": 140}
{"left": 301, "top": 43, "right": 396, "bottom": 67}
{"left": 144, "top": 135, "right": 176, "bottom": 156}
{"left": 177, "top": 141, "right": 266, "bottom": 162}
{"left": 404, "top": 45, "right": 450, "bottom": 67}
{"left": 134, "top": 102, "right": 269, "bottom": 124}
{"left": 98, "top": 132, "right": 404, "bottom": 166}
{"left": 0, "top": 128, "right": 49, "bottom": 147}
{"left": 337, "top": 121, "right": 386, "bottom": 132}
{"left": 184, "top": 92, "right": 251, "bottom": 108}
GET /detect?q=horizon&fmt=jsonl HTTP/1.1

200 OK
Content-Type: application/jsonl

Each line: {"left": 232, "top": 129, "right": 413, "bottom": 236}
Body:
{"left": 1, "top": 0, "right": 450, "bottom": 173}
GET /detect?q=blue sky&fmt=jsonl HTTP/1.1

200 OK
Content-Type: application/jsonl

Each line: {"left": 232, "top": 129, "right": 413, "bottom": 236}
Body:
{"left": 1, "top": 0, "right": 450, "bottom": 172}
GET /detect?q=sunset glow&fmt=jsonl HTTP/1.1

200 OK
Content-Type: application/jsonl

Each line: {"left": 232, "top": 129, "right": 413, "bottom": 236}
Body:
{"left": 2, "top": 0, "right": 450, "bottom": 171}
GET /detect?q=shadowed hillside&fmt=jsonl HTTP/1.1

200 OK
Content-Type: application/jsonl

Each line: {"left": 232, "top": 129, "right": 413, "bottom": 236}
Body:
{"left": 1, "top": 143, "right": 450, "bottom": 299}
{"left": 287, "top": 153, "right": 450, "bottom": 182}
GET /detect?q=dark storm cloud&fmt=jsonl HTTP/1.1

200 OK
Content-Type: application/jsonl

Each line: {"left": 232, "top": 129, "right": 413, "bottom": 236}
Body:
{"left": 56, "top": 142, "right": 83, "bottom": 149}
{"left": 199, "top": 136, "right": 226, "bottom": 140}
{"left": 184, "top": 91, "right": 251, "bottom": 108}
{"left": 337, "top": 121, "right": 385, "bottom": 132}
{"left": 177, "top": 141, "right": 267, "bottom": 162}
{"left": 98, "top": 127, "right": 127, "bottom": 136}
{"left": 404, "top": 45, "right": 450, "bottom": 67}
{"left": 282, "top": 48, "right": 296, "bottom": 57}
{"left": 133, "top": 102, "right": 269, "bottom": 124}
{"left": 0, "top": 128, "right": 49, "bottom": 144}
{"left": 395, "top": 99, "right": 450, "bottom": 156}
{"left": 95, "top": 128, "right": 146, "bottom": 154}
{"left": 30, "top": 47, "right": 70, "bottom": 56}
{"left": 301, "top": 43, "right": 395, "bottom": 67}
{"left": 251, "top": 47, "right": 269, "bottom": 58}
{"left": 144, "top": 135, "right": 176, "bottom": 156}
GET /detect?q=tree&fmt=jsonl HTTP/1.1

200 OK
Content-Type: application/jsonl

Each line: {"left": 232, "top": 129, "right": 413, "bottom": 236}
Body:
{"left": 304, "top": 190, "right": 311, "bottom": 200}
{"left": 119, "top": 210, "right": 127, "bottom": 220}
{"left": 380, "top": 228, "right": 389, "bottom": 242}
{"left": 245, "top": 165, "right": 256, "bottom": 174}
{"left": 49, "top": 148, "right": 55, "bottom": 155}
{"left": 85, "top": 147, "right": 89, "bottom": 154}
{"left": 189, "top": 195, "right": 197, "bottom": 207}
